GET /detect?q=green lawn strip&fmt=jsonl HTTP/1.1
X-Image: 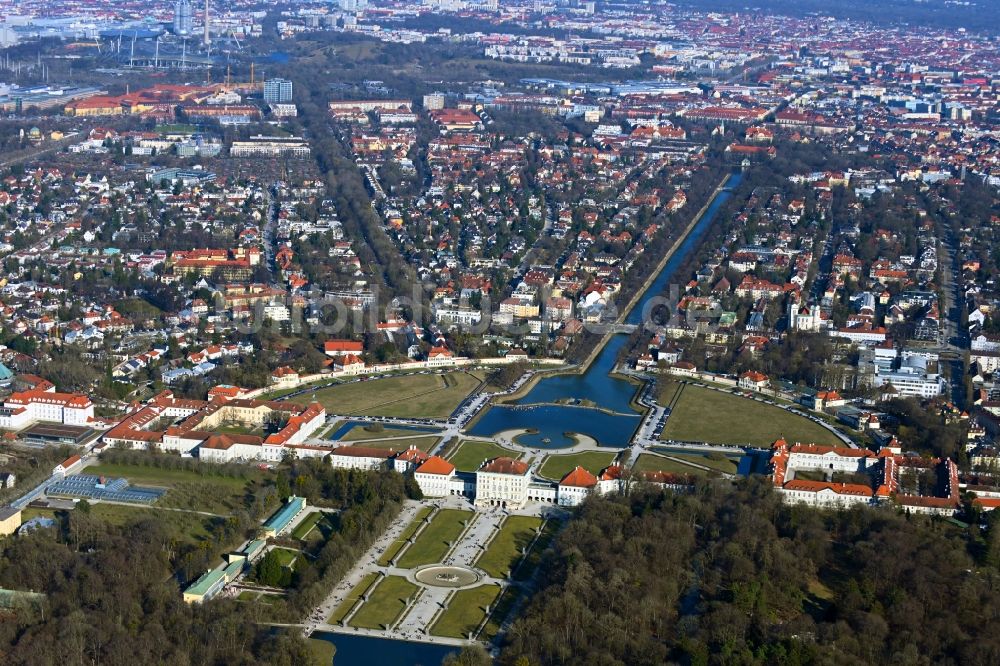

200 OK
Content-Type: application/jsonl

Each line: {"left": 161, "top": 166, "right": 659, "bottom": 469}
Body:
{"left": 348, "top": 575, "right": 420, "bottom": 630}
{"left": 447, "top": 440, "right": 521, "bottom": 472}
{"left": 538, "top": 451, "right": 617, "bottom": 481}
{"left": 307, "top": 638, "right": 336, "bottom": 665}
{"left": 349, "top": 436, "right": 440, "bottom": 453}
{"left": 648, "top": 449, "right": 739, "bottom": 474}
{"left": 378, "top": 506, "right": 435, "bottom": 566}
{"left": 660, "top": 381, "right": 839, "bottom": 446}
{"left": 475, "top": 516, "right": 543, "bottom": 579}
{"left": 482, "top": 586, "right": 520, "bottom": 640}
{"left": 513, "top": 520, "right": 558, "bottom": 583}
{"left": 632, "top": 454, "right": 709, "bottom": 477}
{"left": 396, "top": 509, "right": 474, "bottom": 569}
{"left": 328, "top": 572, "right": 380, "bottom": 624}
{"left": 237, "top": 590, "right": 259, "bottom": 601}
{"left": 290, "top": 512, "right": 322, "bottom": 540}
{"left": 341, "top": 426, "right": 431, "bottom": 441}
{"left": 430, "top": 584, "right": 502, "bottom": 639}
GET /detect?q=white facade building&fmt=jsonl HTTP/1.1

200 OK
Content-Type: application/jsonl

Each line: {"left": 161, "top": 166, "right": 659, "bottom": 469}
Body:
{"left": 414, "top": 456, "right": 457, "bottom": 497}
{"left": 0, "top": 387, "right": 94, "bottom": 431}
{"left": 475, "top": 457, "right": 531, "bottom": 509}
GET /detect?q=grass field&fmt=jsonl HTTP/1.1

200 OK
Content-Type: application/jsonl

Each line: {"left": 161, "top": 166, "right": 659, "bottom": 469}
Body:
{"left": 308, "top": 372, "right": 481, "bottom": 419}
{"left": 215, "top": 422, "right": 264, "bottom": 436}
{"left": 661, "top": 381, "right": 840, "bottom": 446}
{"left": 431, "top": 585, "right": 502, "bottom": 639}
{"left": 447, "top": 440, "right": 521, "bottom": 472}
{"left": 482, "top": 587, "right": 518, "bottom": 640}
{"left": 22, "top": 504, "right": 220, "bottom": 548}
{"left": 290, "top": 512, "right": 323, "bottom": 540}
{"left": 271, "top": 547, "right": 298, "bottom": 568}
{"left": 378, "top": 506, "right": 434, "bottom": 566}
{"left": 633, "top": 454, "right": 708, "bottom": 476}
{"left": 476, "top": 516, "right": 542, "bottom": 578}
{"left": 378, "top": 436, "right": 441, "bottom": 452}
{"left": 348, "top": 575, "right": 419, "bottom": 630}
{"left": 85, "top": 462, "right": 262, "bottom": 515}
{"left": 538, "top": 451, "right": 617, "bottom": 481}
{"left": 396, "top": 509, "right": 474, "bottom": 569}
{"left": 341, "top": 426, "right": 433, "bottom": 441}
{"left": 20, "top": 507, "right": 57, "bottom": 522}
{"left": 648, "top": 449, "right": 740, "bottom": 474}
{"left": 328, "top": 572, "right": 380, "bottom": 624}
{"left": 89, "top": 503, "right": 216, "bottom": 544}
{"left": 513, "top": 520, "right": 558, "bottom": 583}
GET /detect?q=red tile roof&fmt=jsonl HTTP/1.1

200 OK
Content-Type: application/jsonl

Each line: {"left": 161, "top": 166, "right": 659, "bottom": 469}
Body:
{"left": 480, "top": 457, "right": 528, "bottom": 475}
{"left": 415, "top": 456, "right": 455, "bottom": 476}
{"left": 559, "top": 466, "right": 598, "bottom": 488}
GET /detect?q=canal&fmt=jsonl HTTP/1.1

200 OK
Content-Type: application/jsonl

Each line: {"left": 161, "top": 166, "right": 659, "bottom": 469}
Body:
{"left": 312, "top": 632, "right": 458, "bottom": 666}
{"left": 469, "top": 171, "right": 744, "bottom": 448}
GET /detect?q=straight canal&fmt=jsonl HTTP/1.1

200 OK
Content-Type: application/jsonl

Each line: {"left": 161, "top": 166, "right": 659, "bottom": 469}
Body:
{"left": 468, "top": 171, "right": 744, "bottom": 449}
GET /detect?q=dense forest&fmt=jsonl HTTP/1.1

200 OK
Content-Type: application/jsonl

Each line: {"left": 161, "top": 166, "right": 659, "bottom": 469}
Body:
{"left": 0, "top": 456, "right": 416, "bottom": 665}
{"left": 500, "top": 478, "right": 1000, "bottom": 666}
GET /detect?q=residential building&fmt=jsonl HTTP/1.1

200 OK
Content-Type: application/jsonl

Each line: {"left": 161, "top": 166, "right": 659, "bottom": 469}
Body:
{"left": 263, "top": 79, "right": 293, "bottom": 104}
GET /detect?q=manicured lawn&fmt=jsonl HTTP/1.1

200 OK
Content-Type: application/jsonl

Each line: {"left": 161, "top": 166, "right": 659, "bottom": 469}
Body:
{"left": 271, "top": 547, "right": 298, "bottom": 568}
{"left": 396, "top": 509, "right": 474, "bottom": 569}
{"left": 349, "top": 575, "right": 419, "bottom": 630}
{"left": 20, "top": 507, "right": 58, "bottom": 522}
{"left": 341, "top": 426, "right": 431, "bottom": 441}
{"left": 328, "top": 572, "right": 380, "bottom": 624}
{"left": 448, "top": 440, "right": 521, "bottom": 472}
{"left": 308, "top": 372, "right": 481, "bottom": 419}
{"left": 476, "top": 516, "right": 542, "bottom": 579}
{"left": 648, "top": 449, "right": 740, "bottom": 474}
{"left": 378, "top": 506, "right": 434, "bottom": 566}
{"left": 290, "top": 511, "right": 322, "bottom": 540}
{"left": 86, "top": 462, "right": 263, "bottom": 515}
{"left": 482, "top": 587, "right": 518, "bottom": 640}
{"left": 512, "top": 520, "right": 558, "bottom": 583}
{"left": 215, "top": 422, "right": 264, "bottom": 436}
{"left": 661, "top": 381, "right": 840, "bottom": 446}
{"left": 371, "top": 436, "right": 441, "bottom": 452}
{"left": 538, "top": 451, "right": 617, "bottom": 481}
{"left": 431, "top": 584, "right": 502, "bottom": 639}
{"left": 633, "top": 454, "right": 708, "bottom": 477}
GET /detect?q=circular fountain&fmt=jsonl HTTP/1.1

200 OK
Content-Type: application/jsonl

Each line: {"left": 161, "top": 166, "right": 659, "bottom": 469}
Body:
{"left": 412, "top": 565, "right": 481, "bottom": 589}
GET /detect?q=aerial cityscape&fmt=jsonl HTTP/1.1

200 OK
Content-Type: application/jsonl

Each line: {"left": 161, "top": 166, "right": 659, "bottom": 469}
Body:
{"left": 0, "top": 0, "right": 998, "bottom": 664}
